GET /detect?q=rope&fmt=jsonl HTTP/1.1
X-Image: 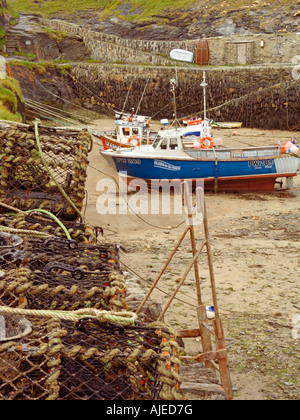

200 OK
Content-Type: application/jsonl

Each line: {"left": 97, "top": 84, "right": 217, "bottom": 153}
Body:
{"left": 0, "top": 202, "right": 23, "bottom": 213}
{"left": 25, "top": 99, "right": 80, "bottom": 126}
{"left": 25, "top": 98, "right": 91, "bottom": 123}
{"left": 24, "top": 209, "right": 71, "bottom": 240}
{"left": 0, "top": 225, "right": 52, "bottom": 238}
{"left": 0, "top": 202, "right": 71, "bottom": 239}
{"left": 0, "top": 306, "right": 138, "bottom": 326}
{"left": 33, "top": 77, "right": 98, "bottom": 121}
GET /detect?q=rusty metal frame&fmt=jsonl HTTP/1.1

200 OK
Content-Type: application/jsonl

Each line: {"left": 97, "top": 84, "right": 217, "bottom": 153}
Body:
{"left": 136, "top": 182, "right": 233, "bottom": 400}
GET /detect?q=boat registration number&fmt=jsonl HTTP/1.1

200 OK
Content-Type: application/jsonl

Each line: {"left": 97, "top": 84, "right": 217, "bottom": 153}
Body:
{"left": 116, "top": 158, "right": 141, "bottom": 165}
{"left": 248, "top": 159, "right": 274, "bottom": 169}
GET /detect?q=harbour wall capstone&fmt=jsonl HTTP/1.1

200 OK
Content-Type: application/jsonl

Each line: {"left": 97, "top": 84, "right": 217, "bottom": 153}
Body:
{"left": 69, "top": 64, "right": 300, "bottom": 130}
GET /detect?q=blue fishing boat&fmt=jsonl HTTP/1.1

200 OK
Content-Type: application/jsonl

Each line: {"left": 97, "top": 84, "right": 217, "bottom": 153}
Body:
{"left": 100, "top": 72, "right": 299, "bottom": 192}
{"left": 100, "top": 128, "right": 299, "bottom": 192}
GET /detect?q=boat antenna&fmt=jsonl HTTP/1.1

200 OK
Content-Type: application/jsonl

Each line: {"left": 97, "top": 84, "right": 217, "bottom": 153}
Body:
{"left": 201, "top": 71, "right": 208, "bottom": 120}
{"left": 135, "top": 77, "right": 149, "bottom": 117}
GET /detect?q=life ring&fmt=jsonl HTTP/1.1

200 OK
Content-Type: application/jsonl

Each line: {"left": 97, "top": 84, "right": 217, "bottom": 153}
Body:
{"left": 200, "top": 136, "right": 214, "bottom": 149}
{"left": 127, "top": 135, "right": 140, "bottom": 147}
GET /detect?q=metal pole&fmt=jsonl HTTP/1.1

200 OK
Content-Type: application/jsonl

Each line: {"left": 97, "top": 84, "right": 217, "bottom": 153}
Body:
{"left": 135, "top": 77, "right": 149, "bottom": 116}
{"left": 201, "top": 71, "right": 208, "bottom": 121}
{"left": 170, "top": 78, "right": 179, "bottom": 129}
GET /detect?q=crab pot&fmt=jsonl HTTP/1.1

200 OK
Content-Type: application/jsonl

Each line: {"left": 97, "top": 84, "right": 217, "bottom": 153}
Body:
{"left": 0, "top": 315, "right": 182, "bottom": 400}
{"left": 0, "top": 268, "right": 127, "bottom": 312}
{"left": 0, "top": 212, "right": 97, "bottom": 243}
{"left": 0, "top": 122, "right": 92, "bottom": 221}
{"left": 0, "top": 234, "right": 126, "bottom": 312}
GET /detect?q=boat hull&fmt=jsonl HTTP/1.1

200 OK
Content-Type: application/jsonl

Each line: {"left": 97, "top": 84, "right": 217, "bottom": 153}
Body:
{"left": 102, "top": 154, "right": 299, "bottom": 192}
{"left": 121, "top": 173, "right": 295, "bottom": 192}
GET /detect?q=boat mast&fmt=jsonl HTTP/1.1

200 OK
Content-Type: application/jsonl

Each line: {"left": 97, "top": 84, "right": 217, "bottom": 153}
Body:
{"left": 135, "top": 77, "right": 149, "bottom": 117}
{"left": 201, "top": 71, "right": 208, "bottom": 121}
{"left": 170, "top": 77, "right": 180, "bottom": 129}
{"left": 200, "top": 71, "right": 211, "bottom": 139}
{"left": 122, "top": 79, "right": 134, "bottom": 113}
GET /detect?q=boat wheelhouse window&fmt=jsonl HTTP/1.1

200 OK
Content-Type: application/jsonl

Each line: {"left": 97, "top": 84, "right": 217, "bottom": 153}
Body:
{"left": 122, "top": 127, "right": 130, "bottom": 135}
{"left": 132, "top": 128, "right": 139, "bottom": 135}
{"left": 169, "top": 138, "right": 178, "bottom": 150}
{"left": 160, "top": 139, "right": 168, "bottom": 150}
{"left": 152, "top": 136, "right": 161, "bottom": 149}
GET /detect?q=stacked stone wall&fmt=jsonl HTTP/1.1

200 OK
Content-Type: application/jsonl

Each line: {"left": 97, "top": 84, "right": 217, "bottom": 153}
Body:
{"left": 39, "top": 18, "right": 300, "bottom": 67}
{"left": 70, "top": 64, "right": 300, "bottom": 130}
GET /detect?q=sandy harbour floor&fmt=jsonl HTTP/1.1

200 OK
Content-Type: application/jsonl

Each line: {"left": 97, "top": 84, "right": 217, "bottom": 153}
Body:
{"left": 83, "top": 118, "right": 299, "bottom": 400}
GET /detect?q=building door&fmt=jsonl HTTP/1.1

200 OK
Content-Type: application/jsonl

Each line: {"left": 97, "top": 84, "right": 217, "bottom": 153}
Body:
{"left": 237, "top": 43, "right": 247, "bottom": 65}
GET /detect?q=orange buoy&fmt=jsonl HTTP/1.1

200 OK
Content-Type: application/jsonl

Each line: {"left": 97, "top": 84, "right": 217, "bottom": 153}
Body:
{"left": 280, "top": 143, "right": 286, "bottom": 153}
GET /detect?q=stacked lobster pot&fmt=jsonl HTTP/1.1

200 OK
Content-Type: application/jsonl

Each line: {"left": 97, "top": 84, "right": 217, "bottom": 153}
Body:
{"left": 0, "top": 309, "right": 182, "bottom": 400}
{"left": 0, "top": 231, "right": 182, "bottom": 401}
{"left": 0, "top": 233, "right": 125, "bottom": 312}
{"left": 0, "top": 121, "right": 182, "bottom": 400}
{"left": 0, "top": 121, "right": 91, "bottom": 221}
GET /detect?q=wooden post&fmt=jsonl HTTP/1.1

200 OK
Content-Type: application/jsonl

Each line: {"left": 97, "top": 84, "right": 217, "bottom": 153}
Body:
{"left": 198, "top": 186, "right": 233, "bottom": 400}
{"left": 136, "top": 226, "right": 189, "bottom": 316}
{"left": 183, "top": 181, "right": 214, "bottom": 369}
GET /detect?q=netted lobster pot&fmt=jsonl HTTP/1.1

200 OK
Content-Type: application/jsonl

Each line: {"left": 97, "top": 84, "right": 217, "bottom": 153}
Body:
{"left": 0, "top": 122, "right": 92, "bottom": 221}
{"left": 0, "top": 233, "right": 126, "bottom": 312}
{"left": 0, "top": 268, "right": 126, "bottom": 312}
{"left": 0, "top": 312, "right": 182, "bottom": 400}
{"left": 24, "top": 236, "right": 120, "bottom": 275}
{"left": 0, "top": 211, "right": 97, "bottom": 243}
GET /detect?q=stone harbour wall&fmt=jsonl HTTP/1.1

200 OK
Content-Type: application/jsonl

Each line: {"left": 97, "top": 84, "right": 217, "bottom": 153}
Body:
{"left": 39, "top": 18, "right": 174, "bottom": 65}
{"left": 70, "top": 64, "right": 300, "bottom": 130}
{"left": 39, "top": 18, "right": 300, "bottom": 66}
{"left": 208, "top": 33, "right": 300, "bottom": 66}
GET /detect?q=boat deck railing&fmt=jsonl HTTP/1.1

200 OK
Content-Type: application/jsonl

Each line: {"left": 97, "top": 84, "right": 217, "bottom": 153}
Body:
{"left": 184, "top": 145, "right": 281, "bottom": 160}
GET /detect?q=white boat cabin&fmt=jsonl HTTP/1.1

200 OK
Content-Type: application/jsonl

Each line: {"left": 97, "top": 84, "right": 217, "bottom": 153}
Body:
{"left": 149, "top": 132, "right": 282, "bottom": 160}
{"left": 114, "top": 119, "right": 150, "bottom": 146}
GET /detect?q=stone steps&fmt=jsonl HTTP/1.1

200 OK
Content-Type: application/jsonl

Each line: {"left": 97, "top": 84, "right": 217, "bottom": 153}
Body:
{"left": 5, "top": 30, "right": 19, "bottom": 55}
{"left": 180, "top": 363, "right": 227, "bottom": 400}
